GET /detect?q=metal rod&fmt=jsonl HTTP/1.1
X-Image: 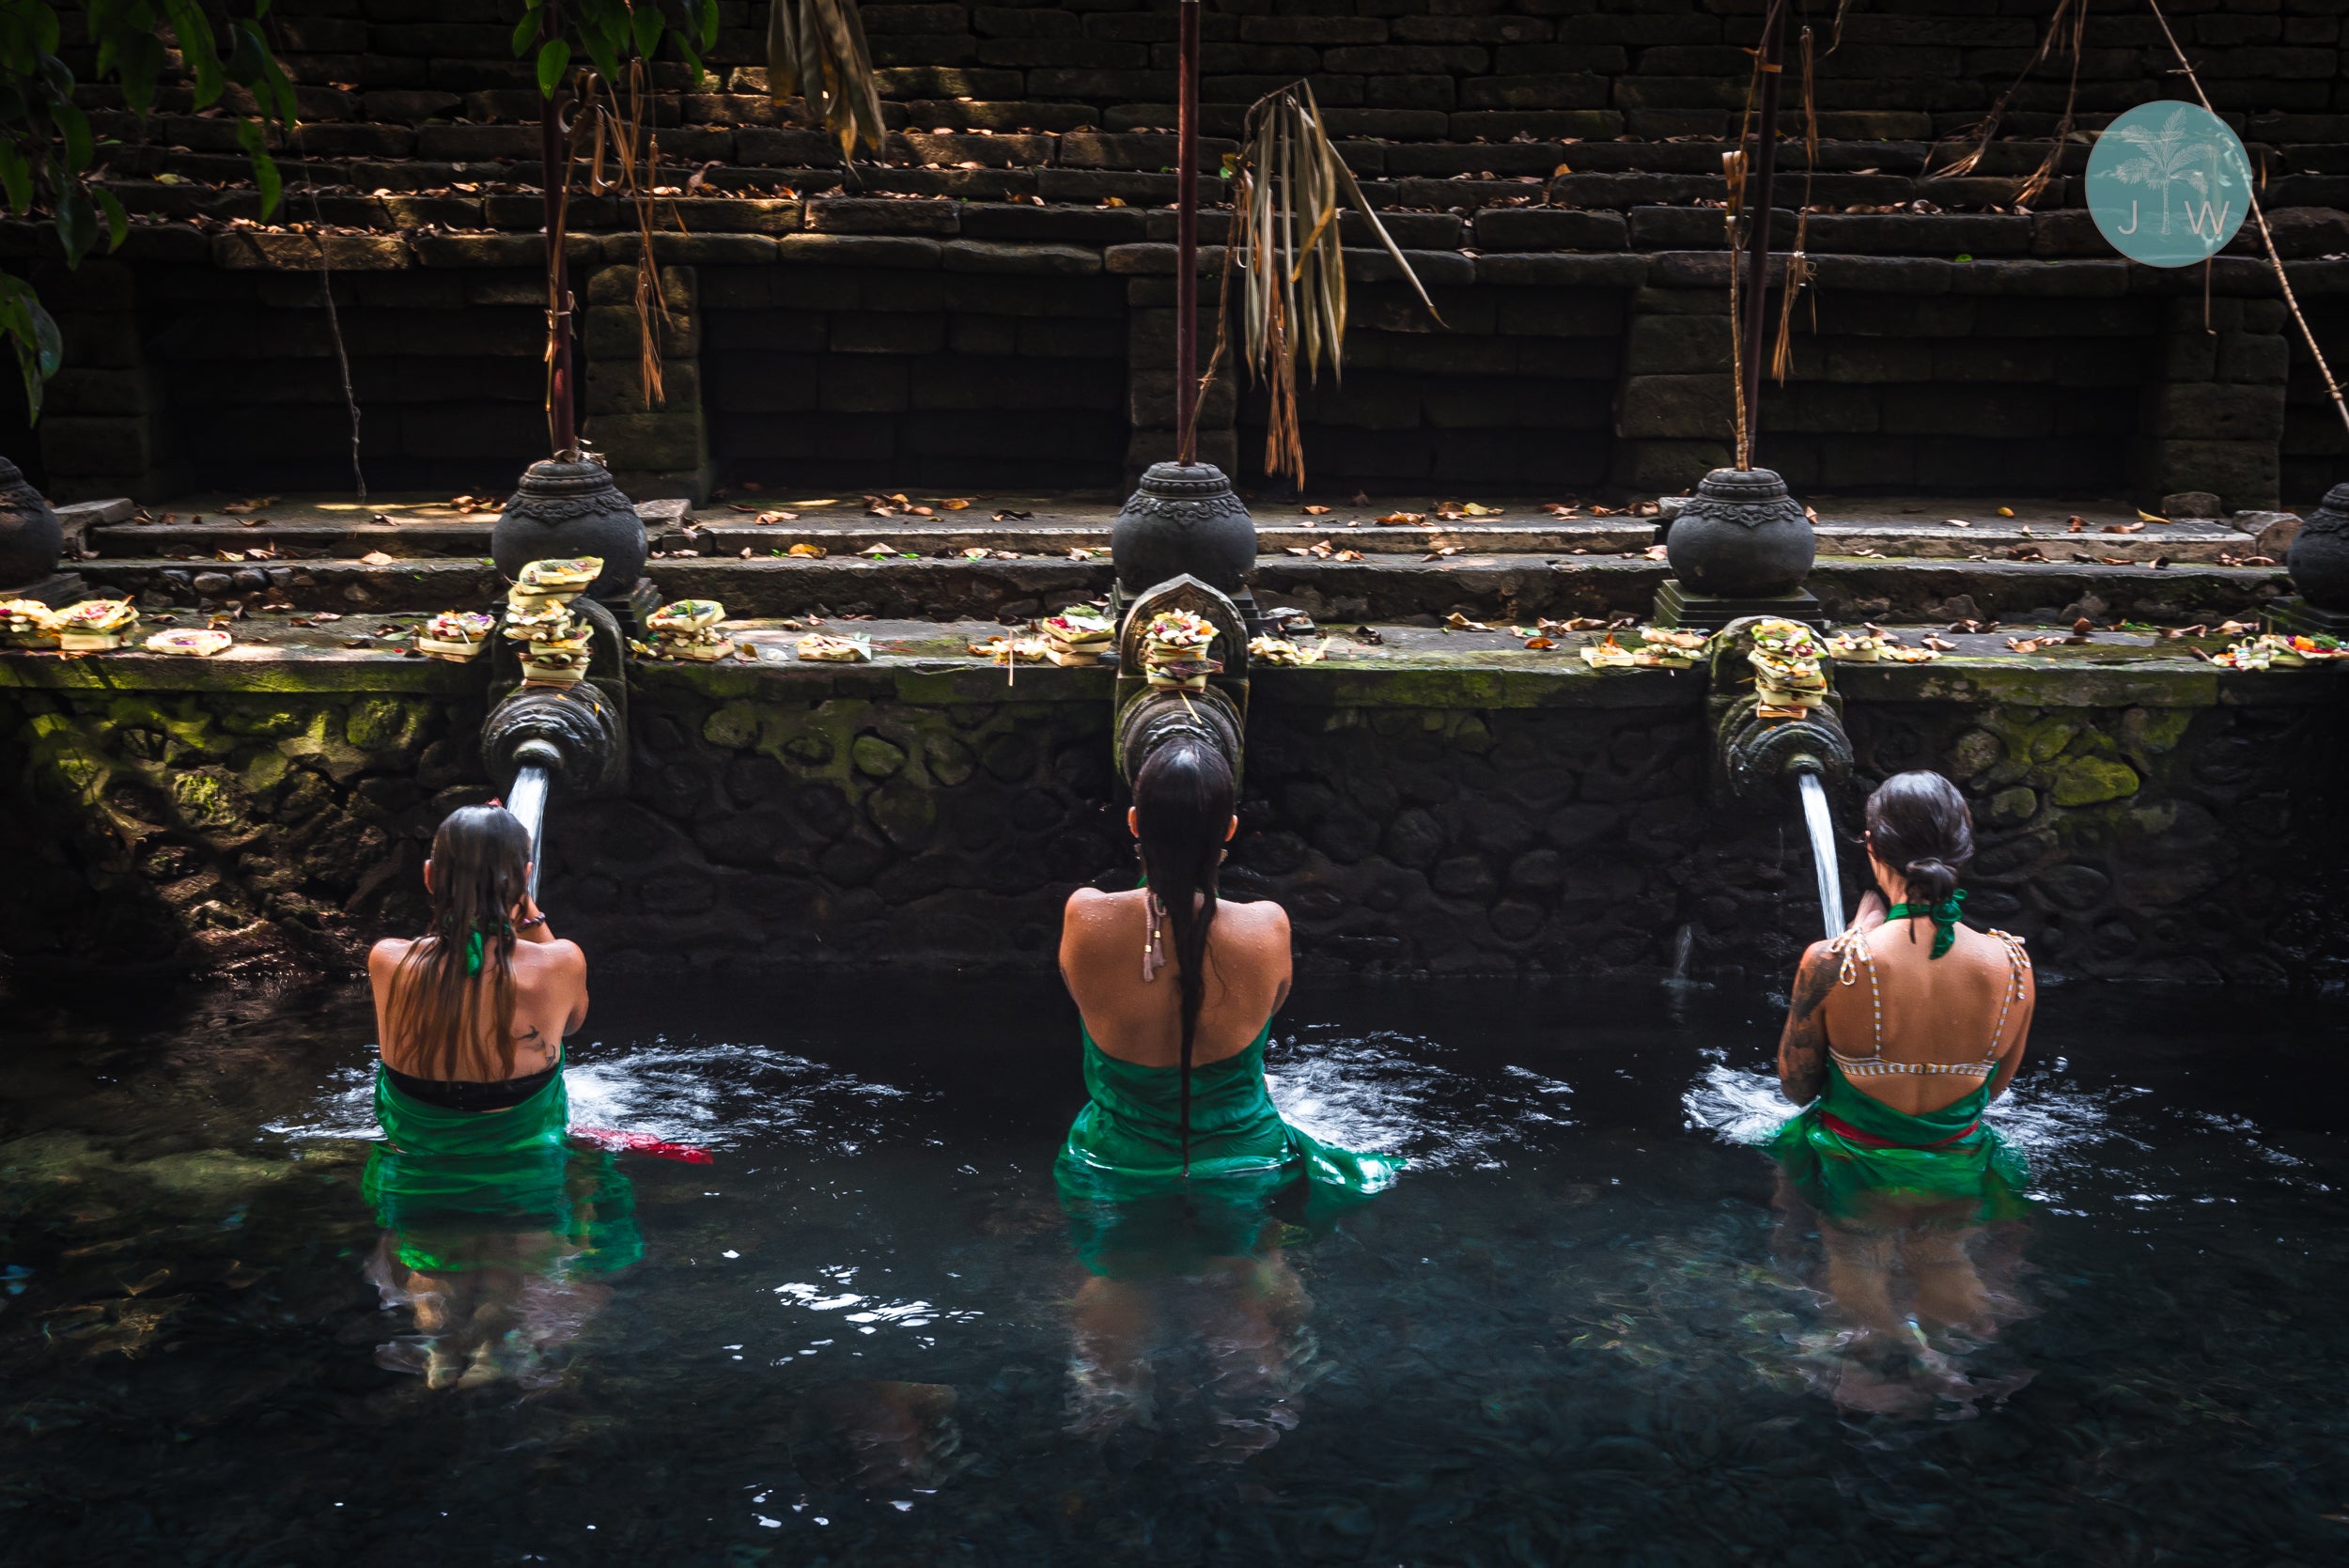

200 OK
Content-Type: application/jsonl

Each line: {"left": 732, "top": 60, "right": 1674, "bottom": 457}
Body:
{"left": 1174, "top": 0, "right": 1201, "bottom": 463}
{"left": 540, "top": 1, "right": 577, "bottom": 456}
{"left": 1797, "top": 769, "right": 1844, "bottom": 941}
{"left": 1739, "top": 0, "right": 1787, "bottom": 471}
{"left": 508, "top": 762, "right": 552, "bottom": 904}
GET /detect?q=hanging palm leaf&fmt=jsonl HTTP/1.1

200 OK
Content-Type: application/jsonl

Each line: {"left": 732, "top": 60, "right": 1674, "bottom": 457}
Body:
{"left": 769, "top": 0, "right": 886, "bottom": 161}
{"left": 1219, "top": 83, "right": 1439, "bottom": 488}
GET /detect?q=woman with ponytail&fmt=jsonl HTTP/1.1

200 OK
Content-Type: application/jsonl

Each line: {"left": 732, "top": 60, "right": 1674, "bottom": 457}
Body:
{"left": 361, "top": 805, "right": 633, "bottom": 1389}
{"left": 1770, "top": 769, "right": 2035, "bottom": 1345}
{"left": 1055, "top": 737, "right": 1400, "bottom": 1279}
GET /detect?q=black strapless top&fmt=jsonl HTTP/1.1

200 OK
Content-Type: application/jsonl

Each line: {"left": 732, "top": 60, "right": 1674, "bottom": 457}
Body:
{"left": 381, "top": 1058, "right": 561, "bottom": 1112}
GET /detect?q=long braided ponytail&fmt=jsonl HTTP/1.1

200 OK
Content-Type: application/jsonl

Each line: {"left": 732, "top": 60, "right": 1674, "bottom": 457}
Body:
{"left": 1132, "top": 737, "right": 1236, "bottom": 1176}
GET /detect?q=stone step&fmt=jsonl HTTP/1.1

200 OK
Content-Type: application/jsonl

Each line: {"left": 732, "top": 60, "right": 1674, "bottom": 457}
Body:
{"left": 83, "top": 550, "right": 2288, "bottom": 629}
{"left": 96, "top": 492, "right": 2274, "bottom": 564}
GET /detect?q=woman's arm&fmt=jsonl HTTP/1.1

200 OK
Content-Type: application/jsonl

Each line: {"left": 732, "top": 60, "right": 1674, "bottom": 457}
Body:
{"left": 554, "top": 940, "right": 589, "bottom": 1038}
{"left": 1984, "top": 968, "right": 2034, "bottom": 1101}
{"left": 1776, "top": 940, "right": 1841, "bottom": 1105}
{"left": 514, "top": 894, "right": 557, "bottom": 944}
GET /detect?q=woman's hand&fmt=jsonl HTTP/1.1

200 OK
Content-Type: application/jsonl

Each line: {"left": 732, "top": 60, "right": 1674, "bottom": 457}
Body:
{"left": 513, "top": 894, "right": 555, "bottom": 943}
{"left": 1850, "top": 890, "right": 1889, "bottom": 933}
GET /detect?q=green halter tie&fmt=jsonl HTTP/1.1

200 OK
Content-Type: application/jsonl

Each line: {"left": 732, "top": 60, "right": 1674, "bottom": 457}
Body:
{"left": 1886, "top": 890, "right": 1965, "bottom": 958}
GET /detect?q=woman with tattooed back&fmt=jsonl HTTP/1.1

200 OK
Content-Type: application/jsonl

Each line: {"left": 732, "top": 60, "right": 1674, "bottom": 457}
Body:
{"left": 360, "top": 805, "right": 636, "bottom": 1389}
{"left": 1771, "top": 770, "right": 2034, "bottom": 1350}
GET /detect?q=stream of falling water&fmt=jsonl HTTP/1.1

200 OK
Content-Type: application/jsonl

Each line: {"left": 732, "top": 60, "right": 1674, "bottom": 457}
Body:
{"left": 1797, "top": 770, "right": 1843, "bottom": 939}
{"left": 506, "top": 761, "right": 552, "bottom": 901}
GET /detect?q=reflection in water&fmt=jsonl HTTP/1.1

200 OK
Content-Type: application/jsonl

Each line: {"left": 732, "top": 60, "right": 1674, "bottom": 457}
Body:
{"left": 1688, "top": 1057, "right": 2037, "bottom": 1417}
{"left": 1063, "top": 1193, "right": 1321, "bottom": 1464}
{"left": 361, "top": 1069, "right": 641, "bottom": 1391}
{"left": 7, "top": 978, "right": 2349, "bottom": 1562}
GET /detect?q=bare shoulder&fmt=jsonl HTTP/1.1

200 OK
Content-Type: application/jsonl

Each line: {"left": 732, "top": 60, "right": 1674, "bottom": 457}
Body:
{"left": 517, "top": 938, "right": 586, "bottom": 975}
{"left": 367, "top": 937, "right": 413, "bottom": 974}
{"left": 1788, "top": 938, "right": 1842, "bottom": 1006}
{"left": 1217, "top": 896, "right": 1291, "bottom": 941}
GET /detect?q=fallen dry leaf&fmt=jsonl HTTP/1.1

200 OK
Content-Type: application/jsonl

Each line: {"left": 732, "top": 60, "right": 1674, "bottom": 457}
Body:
{"left": 2006, "top": 636, "right": 2043, "bottom": 653}
{"left": 2067, "top": 516, "right": 2086, "bottom": 532}
{"left": 754, "top": 510, "right": 800, "bottom": 524}
{"left": 992, "top": 509, "right": 1034, "bottom": 522}
{"left": 2139, "top": 509, "right": 2169, "bottom": 524}
{"left": 358, "top": 551, "right": 395, "bottom": 566}
{"left": 789, "top": 541, "right": 827, "bottom": 557}
{"left": 1445, "top": 613, "right": 1492, "bottom": 632}
{"left": 2103, "top": 521, "right": 2145, "bottom": 534}
{"left": 1377, "top": 512, "right": 1426, "bottom": 526}
{"left": 1946, "top": 518, "right": 1970, "bottom": 528}
{"left": 1642, "top": 544, "right": 1669, "bottom": 561}
{"left": 1300, "top": 505, "right": 1330, "bottom": 516}
{"left": 1997, "top": 505, "right": 2015, "bottom": 518}
{"left": 1524, "top": 636, "right": 1557, "bottom": 650}
{"left": 1333, "top": 549, "right": 1364, "bottom": 562}
{"left": 941, "top": 498, "right": 972, "bottom": 510}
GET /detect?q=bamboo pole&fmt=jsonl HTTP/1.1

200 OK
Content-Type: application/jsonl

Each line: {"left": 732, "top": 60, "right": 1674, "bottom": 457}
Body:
{"left": 1738, "top": 0, "right": 1787, "bottom": 471}
{"left": 1175, "top": 0, "right": 1201, "bottom": 464}
{"left": 540, "top": 2, "right": 577, "bottom": 457}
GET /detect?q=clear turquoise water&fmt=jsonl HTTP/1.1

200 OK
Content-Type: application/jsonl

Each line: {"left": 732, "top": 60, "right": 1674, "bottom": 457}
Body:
{"left": 2, "top": 974, "right": 2345, "bottom": 1565}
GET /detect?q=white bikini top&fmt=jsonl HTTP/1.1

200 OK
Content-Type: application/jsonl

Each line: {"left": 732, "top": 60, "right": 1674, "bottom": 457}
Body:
{"left": 1825, "top": 924, "right": 2031, "bottom": 1079}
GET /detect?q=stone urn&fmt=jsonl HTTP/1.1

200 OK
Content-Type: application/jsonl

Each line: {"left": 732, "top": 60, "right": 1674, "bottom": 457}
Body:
{"left": 0, "top": 456, "right": 62, "bottom": 587}
{"left": 1112, "top": 461, "right": 1256, "bottom": 604}
{"left": 2285, "top": 480, "right": 2349, "bottom": 613}
{"left": 491, "top": 458, "right": 645, "bottom": 600}
{"left": 1663, "top": 466, "right": 1814, "bottom": 599}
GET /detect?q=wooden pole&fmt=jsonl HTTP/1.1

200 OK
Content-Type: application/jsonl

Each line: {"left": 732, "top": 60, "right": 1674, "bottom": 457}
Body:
{"left": 540, "top": 3, "right": 577, "bottom": 457}
{"left": 1739, "top": 0, "right": 1787, "bottom": 472}
{"left": 1174, "top": 0, "right": 1200, "bottom": 465}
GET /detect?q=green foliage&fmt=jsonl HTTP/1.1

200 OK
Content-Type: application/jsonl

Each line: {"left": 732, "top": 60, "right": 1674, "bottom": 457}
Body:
{"left": 0, "top": 0, "right": 296, "bottom": 419}
{"left": 511, "top": 0, "right": 719, "bottom": 97}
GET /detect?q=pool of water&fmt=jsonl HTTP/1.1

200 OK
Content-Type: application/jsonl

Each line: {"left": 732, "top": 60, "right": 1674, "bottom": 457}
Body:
{"left": 3, "top": 972, "right": 2346, "bottom": 1565}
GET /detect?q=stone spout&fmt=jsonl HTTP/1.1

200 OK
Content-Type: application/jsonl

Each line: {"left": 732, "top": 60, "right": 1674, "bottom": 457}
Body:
{"left": 1112, "top": 573, "right": 1252, "bottom": 788}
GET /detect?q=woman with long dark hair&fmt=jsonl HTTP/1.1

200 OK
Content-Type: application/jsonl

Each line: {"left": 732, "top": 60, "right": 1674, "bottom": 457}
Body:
{"left": 1771, "top": 769, "right": 2034, "bottom": 1367}
{"left": 1055, "top": 737, "right": 1398, "bottom": 1451}
{"left": 360, "top": 804, "right": 634, "bottom": 1389}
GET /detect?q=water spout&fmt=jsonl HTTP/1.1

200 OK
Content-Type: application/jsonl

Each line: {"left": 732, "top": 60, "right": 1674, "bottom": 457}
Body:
{"left": 506, "top": 749, "right": 555, "bottom": 903}
{"left": 1795, "top": 768, "right": 1844, "bottom": 941}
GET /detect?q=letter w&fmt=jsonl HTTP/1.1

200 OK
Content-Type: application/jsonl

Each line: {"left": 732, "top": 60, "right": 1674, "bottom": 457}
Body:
{"left": 2185, "top": 200, "right": 2232, "bottom": 238}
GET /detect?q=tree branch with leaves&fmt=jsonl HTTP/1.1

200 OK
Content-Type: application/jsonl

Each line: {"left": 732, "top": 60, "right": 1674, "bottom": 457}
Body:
{"left": 0, "top": 0, "right": 295, "bottom": 418}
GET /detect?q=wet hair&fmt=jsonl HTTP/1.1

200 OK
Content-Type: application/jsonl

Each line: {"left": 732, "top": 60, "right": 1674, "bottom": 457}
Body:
{"left": 1864, "top": 769, "right": 1974, "bottom": 911}
{"left": 1132, "top": 737, "right": 1236, "bottom": 1174}
{"left": 387, "top": 805, "right": 532, "bottom": 1080}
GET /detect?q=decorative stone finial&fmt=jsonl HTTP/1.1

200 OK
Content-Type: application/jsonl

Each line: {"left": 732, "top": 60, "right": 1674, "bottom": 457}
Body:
{"left": 491, "top": 458, "right": 646, "bottom": 601}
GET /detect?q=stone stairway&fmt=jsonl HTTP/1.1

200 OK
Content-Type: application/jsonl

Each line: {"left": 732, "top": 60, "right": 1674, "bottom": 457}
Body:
{"left": 67, "top": 486, "right": 2293, "bottom": 629}
{"left": 6, "top": 0, "right": 2342, "bottom": 508}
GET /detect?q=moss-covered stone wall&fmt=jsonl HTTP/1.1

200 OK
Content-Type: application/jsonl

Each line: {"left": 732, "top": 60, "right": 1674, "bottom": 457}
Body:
{"left": 0, "top": 656, "right": 2340, "bottom": 986}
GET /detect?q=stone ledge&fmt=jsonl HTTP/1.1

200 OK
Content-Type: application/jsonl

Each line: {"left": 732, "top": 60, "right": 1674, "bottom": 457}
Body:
{"left": 7, "top": 616, "right": 2332, "bottom": 711}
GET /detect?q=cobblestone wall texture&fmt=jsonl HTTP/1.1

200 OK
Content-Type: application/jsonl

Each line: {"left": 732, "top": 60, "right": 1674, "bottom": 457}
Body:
{"left": 2, "top": 675, "right": 2341, "bottom": 987}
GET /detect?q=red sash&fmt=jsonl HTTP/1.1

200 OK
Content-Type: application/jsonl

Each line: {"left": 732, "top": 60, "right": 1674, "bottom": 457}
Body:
{"left": 1819, "top": 1111, "right": 1980, "bottom": 1151}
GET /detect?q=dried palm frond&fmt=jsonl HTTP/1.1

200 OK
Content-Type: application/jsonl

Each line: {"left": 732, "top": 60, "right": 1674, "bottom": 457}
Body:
{"left": 1222, "top": 83, "right": 1439, "bottom": 487}
{"left": 1771, "top": 24, "right": 1821, "bottom": 385}
{"left": 569, "top": 62, "right": 678, "bottom": 411}
{"left": 768, "top": 0, "right": 885, "bottom": 162}
{"left": 1936, "top": 0, "right": 2083, "bottom": 200}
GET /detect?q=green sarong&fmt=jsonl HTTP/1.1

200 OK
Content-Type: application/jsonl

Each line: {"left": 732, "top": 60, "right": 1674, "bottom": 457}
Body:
{"left": 1055, "top": 1024, "right": 1402, "bottom": 1279}
{"left": 361, "top": 1063, "right": 643, "bottom": 1277}
{"left": 1770, "top": 1059, "right": 2030, "bottom": 1226}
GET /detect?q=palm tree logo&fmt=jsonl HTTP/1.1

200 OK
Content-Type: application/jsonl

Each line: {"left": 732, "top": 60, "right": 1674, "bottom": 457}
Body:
{"left": 2096, "top": 105, "right": 2245, "bottom": 241}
